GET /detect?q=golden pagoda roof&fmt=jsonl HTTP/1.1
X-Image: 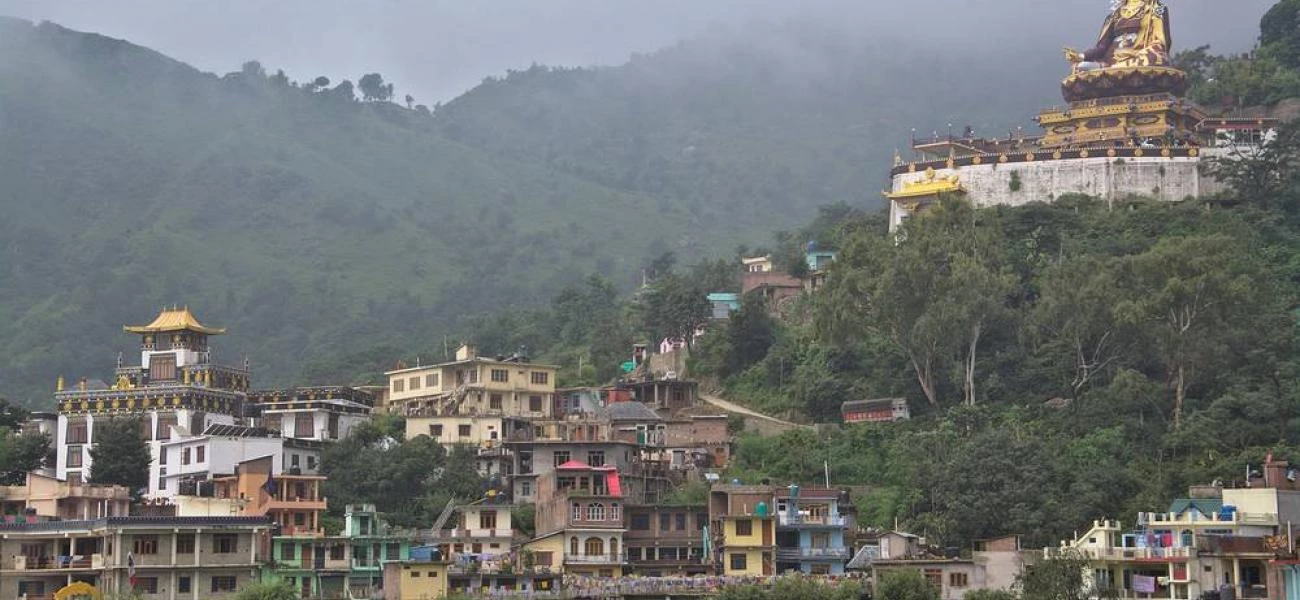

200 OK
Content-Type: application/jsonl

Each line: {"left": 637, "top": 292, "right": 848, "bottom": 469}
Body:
{"left": 884, "top": 168, "right": 964, "bottom": 200}
{"left": 124, "top": 306, "right": 226, "bottom": 335}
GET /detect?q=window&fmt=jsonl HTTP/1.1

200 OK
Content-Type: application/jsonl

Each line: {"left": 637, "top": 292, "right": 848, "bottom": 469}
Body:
{"left": 66, "top": 446, "right": 82, "bottom": 467}
{"left": 735, "top": 520, "right": 753, "bottom": 536}
{"left": 570, "top": 537, "right": 579, "bottom": 555}
{"left": 133, "top": 535, "right": 159, "bottom": 555}
{"left": 587, "top": 451, "right": 605, "bottom": 467}
{"left": 676, "top": 513, "right": 687, "bottom": 530}
{"left": 176, "top": 534, "right": 195, "bottom": 554}
{"left": 730, "top": 553, "right": 747, "bottom": 571}
{"left": 950, "top": 572, "right": 969, "bottom": 588}
{"left": 386, "top": 543, "right": 401, "bottom": 559}
{"left": 660, "top": 547, "right": 679, "bottom": 560}
{"left": 554, "top": 451, "right": 570, "bottom": 466}
{"left": 531, "top": 372, "right": 549, "bottom": 385}
{"left": 150, "top": 353, "right": 177, "bottom": 381}
{"left": 491, "top": 369, "right": 509, "bottom": 383}
{"left": 392, "top": 379, "right": 405, "bottom": 393}
{"left": 628, "top": 547, "right": 643, "bottom": 561}
{"left": 924, "top": 569, "right": 943, "bottom": 587}
{"left": 295, "top": 414, "right": 314, "bottom": 438}
{"left": 282, "top": 543, "right": 296, "bottom": 560}
{"left": 136, "top": 578, "right": 158, "bottom": 594}
{"left": 630, "top": 514, "right": 651, "bottom": 530}
{"left": 331, "top": 545, "right": 345, "bottom": 560}
{"left": 696, "top": 514, "right": 708, "bottom": 531}
{"left": 430, "top": 424, "right": 443, "bottom": 437}
{"left": 458, "top": 424, "right": 472, "bottom": 437}
{"left": 18, "top": 582, "right": 46, "bottom": 596}
{"left": 157, "top": 416, "right": 174, "bottom": 440}
{"left": 588, "top": 503, "right": 606, "bottom": 521}
{"left": 529, "top": 395, "right": 543, "bottom": 412}
{"left": 584, "top": 537, "right": 605, "bottom": 556}
{"left": 292, "top": 454, "right": 301, "bottom": 468}
{"left": 520, "top": 481, "right": 532, "bottom": 496}
{"left": 308, "top": 455, "right": 317, "bottom": 470}
{"left": 211, "top": 576, "right": 238, "bottom": 593}
{"left": 178, "top": 577, "right": 191, "bottom": 593}
{"left": 67, "top": 424, "right": 88, "bottom": 444}
{"left": 479, "top": 510, "right": 498, "bottom": 530}
{"left": 425, "top": 373, "right": 439, "bottom": 388}
{"left": 263, "top": 414, "right": 281, "bottom": 432}
{"left": 490, "top": 394, "right": 503, "bottom": 410}
{"left": 572, "top": 503, "right": 583, "bottom": 521}
{"left": 409, "top": 376, "right": 421, "bottom": 391}
{"left": 182, "top": 448, "right": 191, "bottom": 465}
{"left": 535, "top": 551, "right": 554, "bottom": 566}
{"left": 213, "top": 534, "right": 238, "bottom": 554}
{"left": 660, "top": 513, "right": 672, "bottom": 531}
{"left": 196, "top": 445, "right": 205, "bottom": 463}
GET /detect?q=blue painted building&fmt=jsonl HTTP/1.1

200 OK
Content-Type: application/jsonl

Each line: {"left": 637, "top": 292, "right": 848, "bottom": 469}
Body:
{"left": 773, "top": 486, "right": 853, "bottom": 575}
{"left": 706, "top": 293, "right": 741, "bottom": 320}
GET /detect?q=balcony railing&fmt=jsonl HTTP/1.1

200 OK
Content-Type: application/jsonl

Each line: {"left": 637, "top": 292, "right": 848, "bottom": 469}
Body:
{"left": 12, "top": 554, "right": 105, "bottom": 571}
{"left": 1141, "top": 511, "right": 1278, "bottom": 527}
{"left": 1047, "top": 546, "right": 1194, "bottom": 561}
{"left": 776, "top": 547, "right": 851, "bottom": 560}
{"left": 776, "top": 514, "right": 846, "bottom": 527}
{"left": 564, "top": 553, "right": 627, "bottom": 565}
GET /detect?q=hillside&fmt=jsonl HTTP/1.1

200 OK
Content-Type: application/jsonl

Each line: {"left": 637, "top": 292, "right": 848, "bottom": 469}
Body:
{"left": 0, "top": 17, "right": 1059, "bottom": 404}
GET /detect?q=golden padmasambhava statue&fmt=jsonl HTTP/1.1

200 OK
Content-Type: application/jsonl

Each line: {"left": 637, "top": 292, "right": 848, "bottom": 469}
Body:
{"left": 1064, "top": 0, "right": 1172, "bottom": 72}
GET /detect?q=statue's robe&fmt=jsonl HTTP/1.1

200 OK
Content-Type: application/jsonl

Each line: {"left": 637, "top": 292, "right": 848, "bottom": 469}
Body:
{"left": 1083, "top": 2, "right": 1172, "bottom": 68}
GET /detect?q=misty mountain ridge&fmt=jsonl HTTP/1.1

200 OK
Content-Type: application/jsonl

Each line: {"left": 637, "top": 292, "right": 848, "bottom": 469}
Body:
{"left": 0, "top": 16, "right": 1071, "bottom": 404}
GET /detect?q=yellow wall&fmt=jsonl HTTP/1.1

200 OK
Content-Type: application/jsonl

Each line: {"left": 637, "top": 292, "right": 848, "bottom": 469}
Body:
{"left": 393, "top": 562, "right": 449, "bottom": 600}
{"left": 722, "top": 549, "right": 765, "bottom": 576}
{"left": 523, "top": 535, "right": 566, "bottom": 572}
{"left": 387, "top": 361, "right": 557, "bottom": 404}
{"left": 405, "top": 416, "right": 505, "bottom": 445}
{"left": 723, "top": 518, "right": 769, "bottom": 547}
{"left": 1222, "top": 489, "right": 1280, "bottom": 516}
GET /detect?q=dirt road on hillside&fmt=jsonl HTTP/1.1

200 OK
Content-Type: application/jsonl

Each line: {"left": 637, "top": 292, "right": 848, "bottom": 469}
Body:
{"left": 699, "top": 392, "right": 811, "bottom": 435}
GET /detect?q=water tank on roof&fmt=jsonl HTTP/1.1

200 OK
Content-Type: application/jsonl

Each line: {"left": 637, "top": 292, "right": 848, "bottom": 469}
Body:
{"left": 756, "top": 502, "right": 770, "bottom": 517}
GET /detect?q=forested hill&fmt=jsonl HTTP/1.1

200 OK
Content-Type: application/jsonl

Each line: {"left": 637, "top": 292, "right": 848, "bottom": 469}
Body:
{"left": 0, "top": 16, "right": 1055, "bottom": 405}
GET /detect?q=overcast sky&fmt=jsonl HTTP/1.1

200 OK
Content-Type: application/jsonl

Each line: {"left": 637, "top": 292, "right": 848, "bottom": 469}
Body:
{"left": 0, "top": 0, "right": 1277, "bottom": 103}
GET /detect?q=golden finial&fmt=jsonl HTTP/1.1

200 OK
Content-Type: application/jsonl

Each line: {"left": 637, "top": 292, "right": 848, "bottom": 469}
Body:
{"left": 893, "top": 149, "right": 903, "bottom": 167}
{"left": 56, "top": 376, "right": 65, "bottom": 392}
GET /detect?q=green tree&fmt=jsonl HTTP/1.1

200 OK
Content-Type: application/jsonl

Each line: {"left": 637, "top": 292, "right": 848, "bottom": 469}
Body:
{"left": 965, "top": 590, "right": 1018, "bottom": 600}
{"left": 1031, "top": 255, "right": 1125, "bottom": 399}
{"left": 234, "top": 581, "right": 298, "bottom": 600}
{"left": 89, "top": 418, "right": 151, "bottom": 496}
{"left": 358, "top": 73, "right": 392, "bottom": 102}
{"left": 723, "top": 294, "right": 777, "bottom": 377}
{"left": 716, "top": 577, "right": 865, "bottom": 600}
{"left": 1261, "top": 0, "right": 1300, "bottom": 69}
{"left": 1205, "top": 120, "right": 1300, "bottom": 211}
{"left": 1017, "top": 551, "right": 1090, "bottom": 600}
{"left": 0, "top": 429, "right": 51, "bottom": 486}
{"left": 638, "top": 274, "right": 710, "bottom": 351}
{"left": 1114, "top": 235, "right": 1273, "bottom": 428}
{"left": 877, "top": 569, "right": 941, "bottom": 600}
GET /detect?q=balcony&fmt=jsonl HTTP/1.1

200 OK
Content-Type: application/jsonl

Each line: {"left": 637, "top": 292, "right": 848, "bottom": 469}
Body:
{"left": 351, "top": 558, "right": 382, "bottom": 570}
{"left": 11, "top": 554, "right": 105, "bottom": 571}
{"left": 564, "top": 553, "right": 627, "bottom": 565}
{"left": 776, "top": 547, "right": 851, "bottom": 560}
{"left": 1140, "top": 511, "right": 1278, "bottom": 528}
{"left": 776, "top": 514, "right": 846, "bottom": 528}
{"left": 1048, "top": 546, "right": 1194, "bottom": 561}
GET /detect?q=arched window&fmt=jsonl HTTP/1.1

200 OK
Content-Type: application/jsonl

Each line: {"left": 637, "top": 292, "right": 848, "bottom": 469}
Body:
{"left": 570, "top": 536, "right": 579, "bottom": 555}
{"left": 584, "top": 537, "right": 605, "bottom": 557}
{"left": 611, "top": 503, "right": 622, "bottom": 521}
{"left": 609, "top": 537, "right": 619, "bottom": 557}
{"left": 588, "top": 503, "right": 606, "bottom": 521}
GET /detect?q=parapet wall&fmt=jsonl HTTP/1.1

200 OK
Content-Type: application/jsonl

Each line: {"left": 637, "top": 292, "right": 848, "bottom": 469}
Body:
{"left": 890, "top": 155, "right": 1228, "bottom": 217}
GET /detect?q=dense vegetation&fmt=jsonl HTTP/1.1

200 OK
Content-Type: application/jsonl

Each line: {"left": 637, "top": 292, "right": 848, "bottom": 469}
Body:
{"left": 0, "top": 16, "right": 1053, "bottom": 406}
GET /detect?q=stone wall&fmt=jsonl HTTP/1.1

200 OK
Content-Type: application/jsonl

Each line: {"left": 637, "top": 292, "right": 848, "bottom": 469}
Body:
{"left": 889, "top": 155, "right": 1225, "bottom": 227}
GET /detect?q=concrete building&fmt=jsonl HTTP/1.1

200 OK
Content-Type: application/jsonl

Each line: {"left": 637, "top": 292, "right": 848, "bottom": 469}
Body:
{"left": 422, "top": 499, "right": 517, "bottom": 567}
{"left": 852, "top": 533, "right": 1027, "bottom": 600}
{"left": 841, "top": 398, "right": 911, "bottom": 424}
{"left": 708, "top": 485, "right": 777, "bottom": 577}
{"left": 740, "top": 256, "right": 803, "bottom": 310}
{"left": 774, "top": 486, "right": 854, "bottom": 575}
{"left": 0, "top": 472, "right": 130, "bottom": 520}
{"left": 1051, "top": 458, "right": 1300, "bottom": 600}
{"left": 156, "top": 425, "right": 322, "bottom": 498}
{"left": 262, "top": 504, "right": 410, "bottom": 599}
{"left": 0, "top": 515, "right": 271, "bottom": 600}
{"left": 624, "top": 504, "right": 711, "bottom": 577}
{"left": 523, "top": 462, "right": 628, "bottom": 577}
{"left": 212, "top": 456, "right": 327, "bottom": 537}
{"left": 53, "top": 308, "right": 248, "bottom": 493}
{"left": 247, "top": 386, "right": 374, "bottom": 443}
